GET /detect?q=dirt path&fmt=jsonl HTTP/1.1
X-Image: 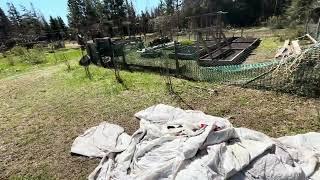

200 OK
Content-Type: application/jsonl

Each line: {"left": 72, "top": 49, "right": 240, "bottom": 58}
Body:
{"left": 0, "top": 64, "right": 145, "bottom": 179}
{"left": 0, "top": 64, "right": 102, "bottom": 179}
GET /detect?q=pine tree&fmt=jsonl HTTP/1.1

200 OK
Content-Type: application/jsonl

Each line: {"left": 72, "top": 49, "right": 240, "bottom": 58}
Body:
{"left": 57, "top": 17, "right": 68, "bottom": 33}
{"left": 154, "top": 0, "right": 165, "bottom": 16}
{"left": 67, "top": 0, "right": 85, "bottom": 32}
{"left": 20, "top": 3, "right": 43, "bottom": 35}
{"left": 50, "top": 16, "right": 63, "bottom": 40}
{"left": 103, "top": 0, "right": 127, "bottom": 36}
{"left": 128, "top": 1, "right": 136, "bottom": 22}
{"left": 57, "top": 16, "right": 69, "bottom": 38}
{"left": 165, "top": 0, "right": 175, "bottom": 15}
{"left": 49, "top": 16, "right": 60, "bottom": 32}
{"left": 0, "top": 7, "right": 11, "bottom": 40}
{"left": 7, "top": 3, "right": 22, "bottom": 36}
{"left": 41, "top": 15, "right": 52, "bottom": 40}
{"left": 288, "top": 0, "right": 316, "bottom": 23}
{"left": 83, "top": 0, "right": 100, "bottom": 37}
{"left": 126, "top": 0, "right": 136, "bottom": 36}
{"left": 141, "top": 11, "right": 150, "bottom": 34}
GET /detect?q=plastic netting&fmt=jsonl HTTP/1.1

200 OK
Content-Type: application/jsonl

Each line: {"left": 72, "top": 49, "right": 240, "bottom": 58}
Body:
{"left": 124, "top": 49, "right": 278, "bottom": 83}
{"left": 122, "top": 44, "right": 320, "bottom": 97}
{"left": 246, "top": 44, "right": 320, "bottom": 97}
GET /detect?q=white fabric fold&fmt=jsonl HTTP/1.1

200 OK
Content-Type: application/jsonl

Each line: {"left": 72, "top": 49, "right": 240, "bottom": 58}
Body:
{"left": 71, "top": 104, "right": 320, "bottom": 180}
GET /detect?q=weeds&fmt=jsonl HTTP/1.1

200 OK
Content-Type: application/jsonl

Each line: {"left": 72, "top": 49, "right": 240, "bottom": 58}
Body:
{"left": 8, "top": 45, "right": 47, "bottom": 65}
{"left": 22, "top": 47, "right": 47, "bottom": 65}
{"left": 3, "top": 51, "right": 15, "bottom": 66}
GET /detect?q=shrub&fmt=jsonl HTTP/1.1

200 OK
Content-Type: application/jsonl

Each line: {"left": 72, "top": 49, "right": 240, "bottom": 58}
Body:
{"left": 11, "top": 46, "right": 27, "bottom": 56}
{"left": 267, "top": 16, "right": 288, "bottom": 29}
{"left": 19, "top": 47, "right": 47, "bottom": 65}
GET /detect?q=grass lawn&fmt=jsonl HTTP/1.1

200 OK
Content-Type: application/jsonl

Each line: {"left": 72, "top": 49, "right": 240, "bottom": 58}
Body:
{"left": 0, "top": 48, "right": 82, "bottom": 79}
{"left": 1, "top": 62, "right": 320, "bottom": 179}
{"left": 1, "top": 28, "right": 319, "bottom": 179}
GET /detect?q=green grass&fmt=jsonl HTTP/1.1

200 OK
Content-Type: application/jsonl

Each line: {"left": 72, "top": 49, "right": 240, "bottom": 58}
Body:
{"left": 1, "top": 57, "right": 320, "bottom": 179}
{"left": 0, "top": 48, "right": 82, "bottom": 78}
{"left": 258, "top": 37, "right": 283, "bottom": 52}
{"left": 245, "top": 36, "right": 282, "bottom": 63}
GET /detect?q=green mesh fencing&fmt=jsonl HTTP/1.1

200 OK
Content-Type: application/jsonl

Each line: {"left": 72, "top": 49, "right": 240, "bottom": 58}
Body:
{"left": 124, "top": 48, "right": 278, "bottom": 83}
{"left": 122, "top": 44, "right": 320, "bottom": 97}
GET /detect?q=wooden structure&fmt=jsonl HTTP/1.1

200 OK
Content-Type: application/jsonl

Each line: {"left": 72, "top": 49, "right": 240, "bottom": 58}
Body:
{"left": 185, "top": 12, "right": 260, "bottom": 67}
{"left": 188, "top": 11, "right": 231, "bottom": 60}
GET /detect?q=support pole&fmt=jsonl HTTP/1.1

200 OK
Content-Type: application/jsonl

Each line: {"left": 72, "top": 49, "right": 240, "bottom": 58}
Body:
{"left": 316, "top": 17, "right": 320, "bottom": 40}
{"left": 174, "top": 41, "right": 180, "bottom": 75}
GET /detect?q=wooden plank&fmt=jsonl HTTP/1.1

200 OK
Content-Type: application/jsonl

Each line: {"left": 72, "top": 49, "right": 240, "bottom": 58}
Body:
{"left": 291, "top": 40, "right": 302, "bottom": 55}
{"left": 306, "top": 34, "right": 318, "bottom": 44}
{"left": 275, "top": 40, "right": 290, "bottom": 58}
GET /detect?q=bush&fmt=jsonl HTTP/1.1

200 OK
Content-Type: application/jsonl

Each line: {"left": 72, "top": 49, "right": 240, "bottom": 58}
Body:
{"left": 19, "top": 47, "right": 47, "bottom": 65}
{"left": 11, "top": 46, "right": 27, "bottom": 56}
{"left": 267, "top": 16, "right": 288, "bottom": 29}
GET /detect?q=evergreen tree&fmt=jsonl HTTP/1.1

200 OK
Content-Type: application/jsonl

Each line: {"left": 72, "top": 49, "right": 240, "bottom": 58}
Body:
{"left": 7, "top": 3, "right": 22, "bottom": 35}
{"left": 141, "top": 10, "right": 150, "bottom": 34}
{"left": 154, "top": 0, "right": 166, "bottom": 16}
{"left": 83, "top": 0, "right": 100, "bottom": 37}
{"left": 57, "top": 16, "right": 69, "bottom": 38}
{"left": 67, "top": 0, "right": 85, "bottom": 32}
{"left": 165, "top": 0, "right": 175, "bottom": 15}
{"left": 128, "top": 0, "right": 136, "bottom": 22}
{"left": 49, "top": 16, "right": 60, "bottom": 31}
{"left": 50, "top": 16, "right": 63, "bottom": 40}
{"left": 20, "top": 4, "right": 43, "bottom": 35}
{"left": 288, "top": 0, "right": 316, "bottom": 23}
{"left": 57, "top": 16, "right": 68, "bottom": 33}
{"left": 127, "top": 0, "right": 136, "bottom": 35}
{"left": 103, "top": 0, "right": 127, "bottom": 36}
{"left": 41, "top": 15, "right": 52, "bottom": 40}
{"left": 0, "top": 7, "right": 11, "bottom": 40}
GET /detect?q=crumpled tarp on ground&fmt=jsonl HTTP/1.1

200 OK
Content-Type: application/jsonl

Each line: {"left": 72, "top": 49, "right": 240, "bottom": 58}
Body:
{"left": 71, "top": 104, "right": 320, "bottom": 180}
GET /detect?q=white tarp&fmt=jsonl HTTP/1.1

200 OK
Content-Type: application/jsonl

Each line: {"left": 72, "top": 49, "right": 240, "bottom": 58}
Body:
{"left": 71, "top": 104, "right": 320, "bottom": 180}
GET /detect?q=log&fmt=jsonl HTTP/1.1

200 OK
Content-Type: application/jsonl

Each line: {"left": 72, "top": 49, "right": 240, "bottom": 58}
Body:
{"left": 275, "top": 40, "right": 290, "bottom": 58}
{"left": 306, "top": 34, "right": 318, "bottom": 44}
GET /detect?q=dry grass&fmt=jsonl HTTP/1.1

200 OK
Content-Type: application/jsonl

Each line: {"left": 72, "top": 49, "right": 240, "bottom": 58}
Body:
{"left": 0, "top": 62, "right": 320, "bottom": 179}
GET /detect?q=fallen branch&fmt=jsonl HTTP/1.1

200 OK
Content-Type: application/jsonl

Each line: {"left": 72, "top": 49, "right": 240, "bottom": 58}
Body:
{"left": 306, "top": 34, "right": 318, "bottom": 44}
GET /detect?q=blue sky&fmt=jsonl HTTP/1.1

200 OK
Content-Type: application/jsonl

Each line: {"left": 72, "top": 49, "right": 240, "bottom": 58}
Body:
{"left": 0, "top": 0, "right": 160, "bottom": 24}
